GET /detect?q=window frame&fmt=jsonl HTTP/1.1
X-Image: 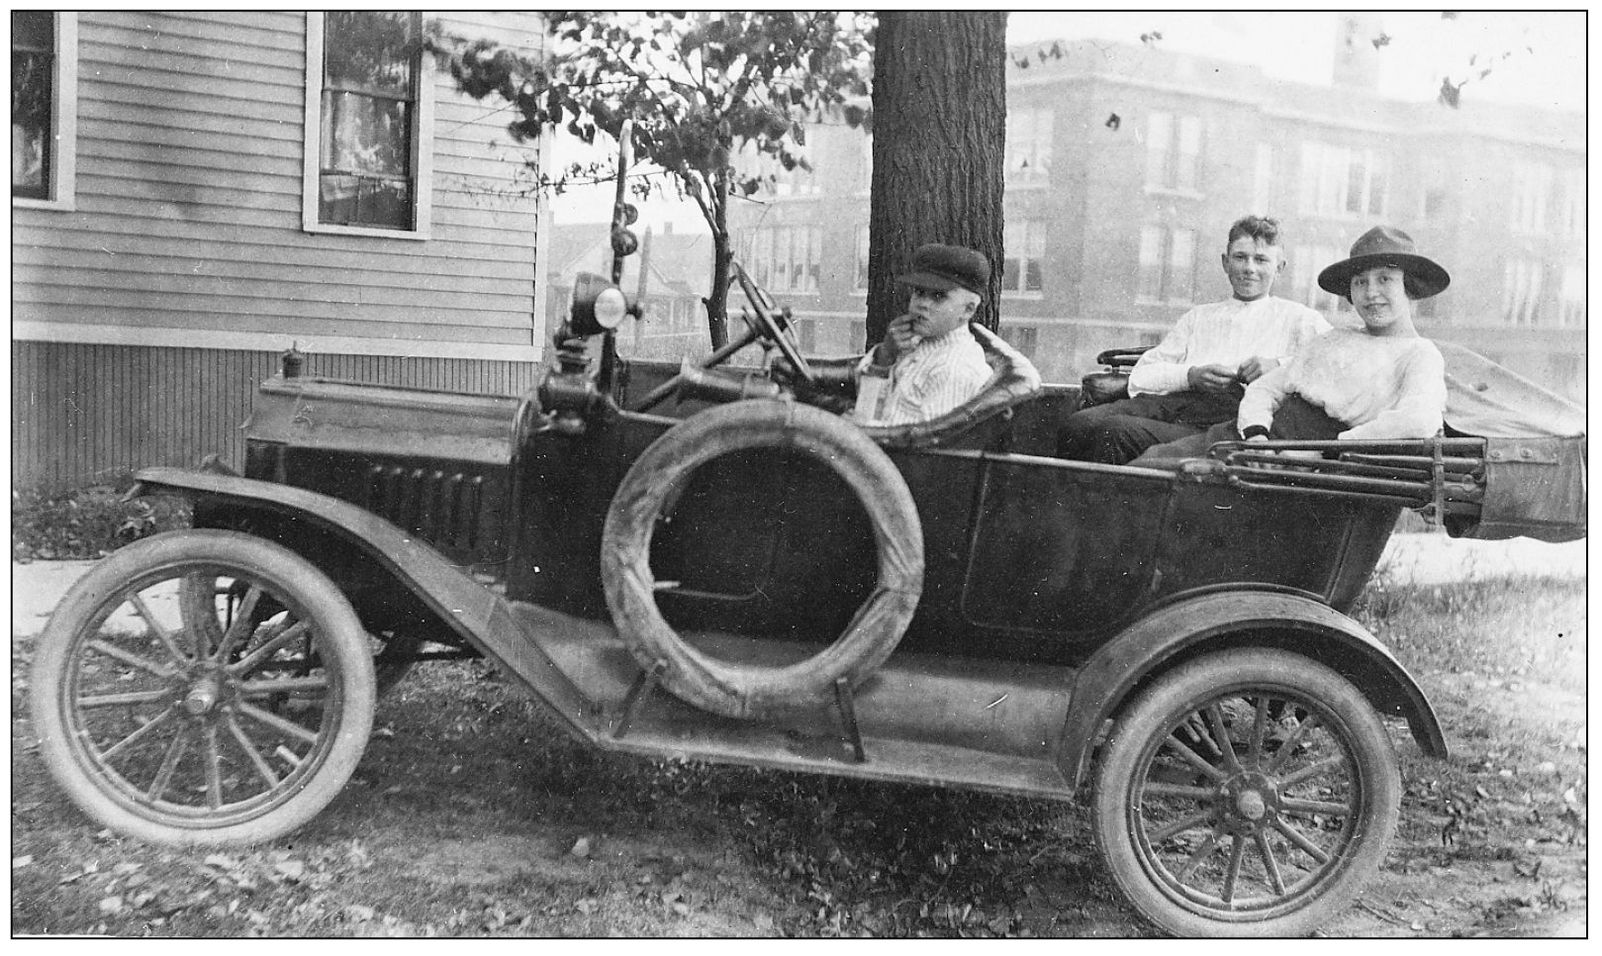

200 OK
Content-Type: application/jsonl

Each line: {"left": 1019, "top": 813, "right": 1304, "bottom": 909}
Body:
{"left": 302, "top": 11, "right": 433, "bottom": 240}
{"left": 1000, "top": 219, "right": 1046, "bottom": 298}
{"left": 1136, "top": 224, "right": 1196, "bottom": 307}
{"left": 1298, "top": 142, "right": 1387, "bottom": 220}
{"left": 11, "top": 11, "right": 77, "bottom": 211}
{"left": 1005, "top": 106, "right": 1053, "bottom": 188}
{"left": 1144, "top": 111, "right": 1203, "bottom": 196}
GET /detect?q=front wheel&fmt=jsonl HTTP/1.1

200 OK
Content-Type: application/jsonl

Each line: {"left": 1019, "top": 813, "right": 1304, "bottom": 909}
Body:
{"left": 1091, "top": 648, "right": 1400, "bottom": 937}
{"left": 30, "top": 530, "right": 377, "bottom": 847}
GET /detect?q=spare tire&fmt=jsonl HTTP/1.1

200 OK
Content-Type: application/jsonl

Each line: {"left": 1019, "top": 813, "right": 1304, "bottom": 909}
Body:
{"left": 601, "top": 399, "right": 923, "bottom": 720}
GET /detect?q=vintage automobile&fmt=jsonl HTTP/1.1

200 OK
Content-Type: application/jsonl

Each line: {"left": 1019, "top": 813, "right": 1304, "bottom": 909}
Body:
{"left": 30, "top": 243, "right": 1585, "bottom": 936}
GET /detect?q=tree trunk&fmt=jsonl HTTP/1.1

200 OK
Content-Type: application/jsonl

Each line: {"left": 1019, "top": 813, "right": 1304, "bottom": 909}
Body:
{"left": 866, "top": 11, "right": 1007, "bottom": 348}
{"left": 704, "top": 173, "right": 732, "bottom": 349}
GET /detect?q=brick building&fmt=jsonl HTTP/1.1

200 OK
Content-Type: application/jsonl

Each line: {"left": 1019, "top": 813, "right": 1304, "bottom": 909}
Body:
{"left": 727, "top": 26, "right": 1586, "bottom": 401}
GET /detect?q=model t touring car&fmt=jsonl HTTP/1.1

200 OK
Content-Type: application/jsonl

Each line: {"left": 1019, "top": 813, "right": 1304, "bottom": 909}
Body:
{"left": 31, "top": 241, "right": 1584, "bottom": 935}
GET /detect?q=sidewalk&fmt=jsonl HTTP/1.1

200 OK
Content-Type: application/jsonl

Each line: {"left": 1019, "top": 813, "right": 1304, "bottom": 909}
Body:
{"left": 10, "top": 534, "right": 1586, "bottom": 639}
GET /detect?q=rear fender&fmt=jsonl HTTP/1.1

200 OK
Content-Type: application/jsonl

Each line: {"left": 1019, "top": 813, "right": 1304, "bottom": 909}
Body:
{"left": 1057, "top": 588, "right": 1447, "bottom": 790}
{"left": 130, "top": 467, "right": 597, "bottom": 740}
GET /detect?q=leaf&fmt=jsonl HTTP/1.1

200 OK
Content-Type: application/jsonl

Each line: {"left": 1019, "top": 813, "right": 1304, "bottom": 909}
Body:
{"left": 274, "top": 859, "right": 306, "bottom": 881}
{"left": 12, "top": 855, "right": 34, "bottom": 869}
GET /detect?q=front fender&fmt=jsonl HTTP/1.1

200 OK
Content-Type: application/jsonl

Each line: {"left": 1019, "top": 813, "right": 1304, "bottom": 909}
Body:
{"left": 1057, "top": 588, "right": 1447, "bottom": 789}
{"left": 130, "top": 466, "right": 596, "bottom": 740}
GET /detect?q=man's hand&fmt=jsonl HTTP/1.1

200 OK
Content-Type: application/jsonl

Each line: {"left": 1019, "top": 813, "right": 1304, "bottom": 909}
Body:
{"left": 1237, "top": 355, "right": 1280, "bottom": 383}
{"left": 872, "top": 313, "right": 923, "bottom": 366}
{"left": 1186, "top": 363, "right": 1240, "bottom": 394}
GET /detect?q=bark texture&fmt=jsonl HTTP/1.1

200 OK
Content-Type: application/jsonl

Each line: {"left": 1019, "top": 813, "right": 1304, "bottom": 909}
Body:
{"left": 866, "top": 11, "right": 1008, "bottom": 346}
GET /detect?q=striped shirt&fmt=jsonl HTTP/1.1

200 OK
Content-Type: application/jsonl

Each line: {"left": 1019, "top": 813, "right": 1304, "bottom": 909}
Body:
{"left": 855, "top": 324, "right": 992, "bottom": 425}
{"left": 1128, "top": 296, "right": 1330, "bottom": 396}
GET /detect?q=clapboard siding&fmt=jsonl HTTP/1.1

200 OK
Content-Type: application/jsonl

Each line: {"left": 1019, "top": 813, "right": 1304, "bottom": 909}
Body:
{"left": 15, "top": 10, "right": 546, "bottom": 347}
{"left": 12, "top": 341, "right": 536, "bottom": 489}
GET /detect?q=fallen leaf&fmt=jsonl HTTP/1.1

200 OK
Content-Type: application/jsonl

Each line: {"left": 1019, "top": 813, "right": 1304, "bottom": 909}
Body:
{"left": 98, "top": 896, "right": 125, "bottom": 915}
{"left": 274, "top": 860, "right": 306, "bottom": 881}
{"left": 672, "top": 901, "right": 690, "bottom": 916}
{"left": 569, "top": 837, "right": 592, "bottom": 859}
{"left": 12, "top": 856, "right": 33, "bottom": 869}
{"left": 574, "top": 898, "right": 597, "bottom": 915}
{"left": 346, "top": 904, "right": 375, "bottom": 922}
{"left": 112, "top": 862, "right": 142, "bottom": 875}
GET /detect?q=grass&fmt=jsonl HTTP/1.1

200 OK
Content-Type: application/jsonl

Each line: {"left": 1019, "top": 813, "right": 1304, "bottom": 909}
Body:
{"left": 11, "top": 474, "right": 189, "bottom": 562}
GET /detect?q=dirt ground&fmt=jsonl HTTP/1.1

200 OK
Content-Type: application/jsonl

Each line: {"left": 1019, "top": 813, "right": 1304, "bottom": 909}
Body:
{"left": 9, "top": 545, "right": 1588, "bottom": 938}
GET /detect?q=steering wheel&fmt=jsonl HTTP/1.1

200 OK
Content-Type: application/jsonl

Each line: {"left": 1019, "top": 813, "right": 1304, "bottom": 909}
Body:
{"left": 732, "top": 263, "right": 815, "bottom": 384}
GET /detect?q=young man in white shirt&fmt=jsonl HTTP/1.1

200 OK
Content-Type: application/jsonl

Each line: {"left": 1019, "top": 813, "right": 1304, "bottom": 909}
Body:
{"left": 1057, "top": 216, "right": 1329, "bottom": 464}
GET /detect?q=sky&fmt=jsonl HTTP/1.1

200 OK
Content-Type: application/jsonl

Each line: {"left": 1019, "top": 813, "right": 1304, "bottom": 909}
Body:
{"left": 551, "top": 10, "right": 1588, "bottom": 231}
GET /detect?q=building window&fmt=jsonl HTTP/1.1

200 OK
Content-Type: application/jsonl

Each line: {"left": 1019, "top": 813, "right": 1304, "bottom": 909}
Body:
{"left": 1251, "top": 143, "right": 1273, "bottom": 212}
{"left": 854, "top": 224, "right": 870, "bottom": 291}
{"left": 1508, "top": 162, "right": 1554, "bottom": 235}
{"left": 1292, "top": 243, "right": 1349, "bottom": 313}
{"left": 793, "top": 317, "right": 817, "bottom": 354}
{"left": 1004, "top": 325, "right": 1038, "bottom": 357}
{"left": 1001, "top": 219, "right": 1045, "bottom": 295}
{"left": 1560, "top": 168, "right": 1583, "bottom": 241}
{"left": 11, "top": 11, "right": 75, "bottom": 207}
{"left": 303, "top": 12, "right": 432, "bottom": 237}
{"left": 1558, "top": 263, "right": 1584, "bottom": 328}
{"left": 1137, "top": 225, "right": 1196, "bottom": 305}
{"left": 1298, "top": 143, "right": 1387, "bottom": 219}
{"left": 1006, "top": 107, "right": 1053, "bottom": 186}
{"left": 747, "top": 225, "right": 821, "bottom": 294}
{"left": 1146, "top": 112, "right": 1202, "bottom": 192}
{"left": 1502, "top": 258, "right": 1544, "bottom": 326}
{"left": 847, "top": 319, "right": 866, "bottom": 352}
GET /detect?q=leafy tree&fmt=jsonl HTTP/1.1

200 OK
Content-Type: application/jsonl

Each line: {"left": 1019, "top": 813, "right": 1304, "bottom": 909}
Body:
{"left": 865, "top": 12, "right": 1008, "bottom": 344}
{"left": 430, "top": 12, "right": 873, "bottom": 348}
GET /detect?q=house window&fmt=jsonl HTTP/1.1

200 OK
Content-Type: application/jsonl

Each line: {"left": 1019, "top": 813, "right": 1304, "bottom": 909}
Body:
{"left": 847, "top": 320, "right": 866, "bottom": 352}
{"left": 1146, "top": 112, "right": 1201, "bottom": 192}
{"left": 749, "top": 225, "right": 821, "bottom": 294}
{"left": 1001, "top": 219, "right": 1045, "bottom": 295}
{"left": 1137, "top": 226, "right": 1196, "bottom": 305}
{"left": 11, "top": 11, "right": 75, "bottom": 207}
{"left": 1005, "top": 325, "right": 1038, "bottom": 357}
{"left": 1292, "top": 243, "right": 1349, "bottom": 313}
{"left": 854, "top": 223, "right": 870, "bottom": 291}
{"left": 303, "top": 12, "right": 432, "bottom": 237}
{"left": 1502, "top": 258, "right": 1544, "bottom": 326}
{"left": 1006, "top": 107, "right": 1053, "bottom": 186}
{"left": 1558, "top": 263, "right": 1585, "bottom": 328}
{"left": 1298, "top": 143, "right": 1387, "bottom": 219}
{"left": 793, "top": 317, "right": 817, "bottom": 354}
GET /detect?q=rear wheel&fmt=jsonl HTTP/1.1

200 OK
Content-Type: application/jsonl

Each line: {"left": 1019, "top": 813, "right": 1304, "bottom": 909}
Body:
{"left": 1091, "top": 648, "right": 1400, "bottom": 937}
{"left": 31, "top": 530, "right": 376, "bottom": 847}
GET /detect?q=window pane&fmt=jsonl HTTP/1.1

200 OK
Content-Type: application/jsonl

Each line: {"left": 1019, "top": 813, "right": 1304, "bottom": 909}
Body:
{"left": 1137, "top": 226, "right": 1163, "bottom": 299}
{"left": 11, "top": 11, "right": 52, "bottom": 197}
{"left": 324, "top": 11, "right": 418, "bottom": 94}
{"left": 1168, "top": 229, "right": 1195, "bottom": 302}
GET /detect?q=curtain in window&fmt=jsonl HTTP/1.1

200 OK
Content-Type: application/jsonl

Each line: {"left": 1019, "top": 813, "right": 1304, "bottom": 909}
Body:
{"left": 11, "top": 10, "right": 53, "bottom": 197}
{"left": 319, "top": 11, "right": 419, "bottom": 229}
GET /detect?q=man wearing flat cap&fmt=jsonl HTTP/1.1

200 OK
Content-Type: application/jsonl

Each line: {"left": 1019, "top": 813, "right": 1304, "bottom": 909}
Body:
{"left": 853, "top": 243, "right": 995, "bottom": 424}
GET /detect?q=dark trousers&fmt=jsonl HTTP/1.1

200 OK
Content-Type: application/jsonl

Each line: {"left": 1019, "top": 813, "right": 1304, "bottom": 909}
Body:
{"left": 1130, "top": 395, "right": 1347, "bottom": 465}
{"left": 1056, "top": 390, "right": 1242, "bottom": 465}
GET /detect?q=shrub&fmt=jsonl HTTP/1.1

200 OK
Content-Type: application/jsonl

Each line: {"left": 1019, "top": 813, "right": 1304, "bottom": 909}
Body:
{"left": 11, "top": 474, "right": 190, "bottom": 561}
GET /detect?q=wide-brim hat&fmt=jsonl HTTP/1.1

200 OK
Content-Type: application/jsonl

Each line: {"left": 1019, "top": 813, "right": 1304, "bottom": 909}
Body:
{"left": 896, "top": 243, "right": 989, "bottom": 297}
{"left": 1317, "top": 225, "right": 1450, "bottom": 299}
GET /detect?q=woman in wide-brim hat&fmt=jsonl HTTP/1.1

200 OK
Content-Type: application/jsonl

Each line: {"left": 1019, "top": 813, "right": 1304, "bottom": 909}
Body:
{"left": 1133, "top": 226, "right": 1451, "bottom": 462}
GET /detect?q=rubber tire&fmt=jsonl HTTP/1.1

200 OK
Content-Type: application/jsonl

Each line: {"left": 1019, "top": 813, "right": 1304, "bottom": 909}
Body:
{"left": 1091, "top": 648, "right": 1401, "bottom": 937}
{"left": 602, "top": 399, "right": 923, "bottom": 720}
{"left": 30, "top": 529, "right": 377, "bottom": 848}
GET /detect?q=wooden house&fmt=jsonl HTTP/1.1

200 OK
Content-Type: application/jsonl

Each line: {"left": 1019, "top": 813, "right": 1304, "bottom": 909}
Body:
{"left": 12, "top": 10, "right": 549, "bottom": 487}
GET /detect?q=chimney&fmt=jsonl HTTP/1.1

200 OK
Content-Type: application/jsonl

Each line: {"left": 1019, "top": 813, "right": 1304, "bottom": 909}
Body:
{"left": 1332, "top": 13, "right": 1382, "bottom": 93}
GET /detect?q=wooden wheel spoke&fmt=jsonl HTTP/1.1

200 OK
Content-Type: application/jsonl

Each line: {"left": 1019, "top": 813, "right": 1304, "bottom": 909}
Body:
{"left": 1149, "top": 807, "right": 1217, "bottom": 844}
{"left": 202, "top": 724, "right": 224, "bottom": 809}
{"left": 146, "top": 725, "right": 193, "bottom": 800}
{"left": 1248, "top": 696, "right": 1270, "bottom": 766}
{"left": 98, "top": 703, "right": 181, "bottom": 761}
{"left": 1279, "top": 797, "right": 1353, "bottom": 818}
{"left": 1267, "top": 712, "right": 1321, "bottom": 773}
{"left": 1280, "top": 755, "right": 1346, "bottom": 789}
{"left": 1141, "top": 782, "right": 1216, "bottom": 801}
{"left": 1221, "top": 833, "right": 1247, "bottom": 904}
{"left": 239, "top": 675, "right": 330, "bottom": 698}
{"left": 213, "top": 585, "right": 264, "bottom": 663}
{"left": 1175, "top": 831, "right": 1222, "bottom": 883}
{"left": 1204, "top": 703, "right": 1242, "bottom": 772}
{"left": 235, "top": 700, "right": 320, "bottom": 746}
{"left": 130, "top": 593, "right": 190, "bottom": 665}
{"left": 224, "top": 714, "right": 282, "bottom": 789}
{"left": 87, "top": 639, "right": 176, "bottom": 679}
{"left": 1271, "top": 816, "right": 1332, "bottom": 865}
{"left": 77, "top": 687, "right": 173, "bottom": 709}
{"left": 229, "top": 620, "right": 311, "bottom": 677}
{"left": 1254, "top": 831, "right": 1287, "bottom": 896}
{"left": 1161, "top": 731, "right": 1226, "bottom": 782}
